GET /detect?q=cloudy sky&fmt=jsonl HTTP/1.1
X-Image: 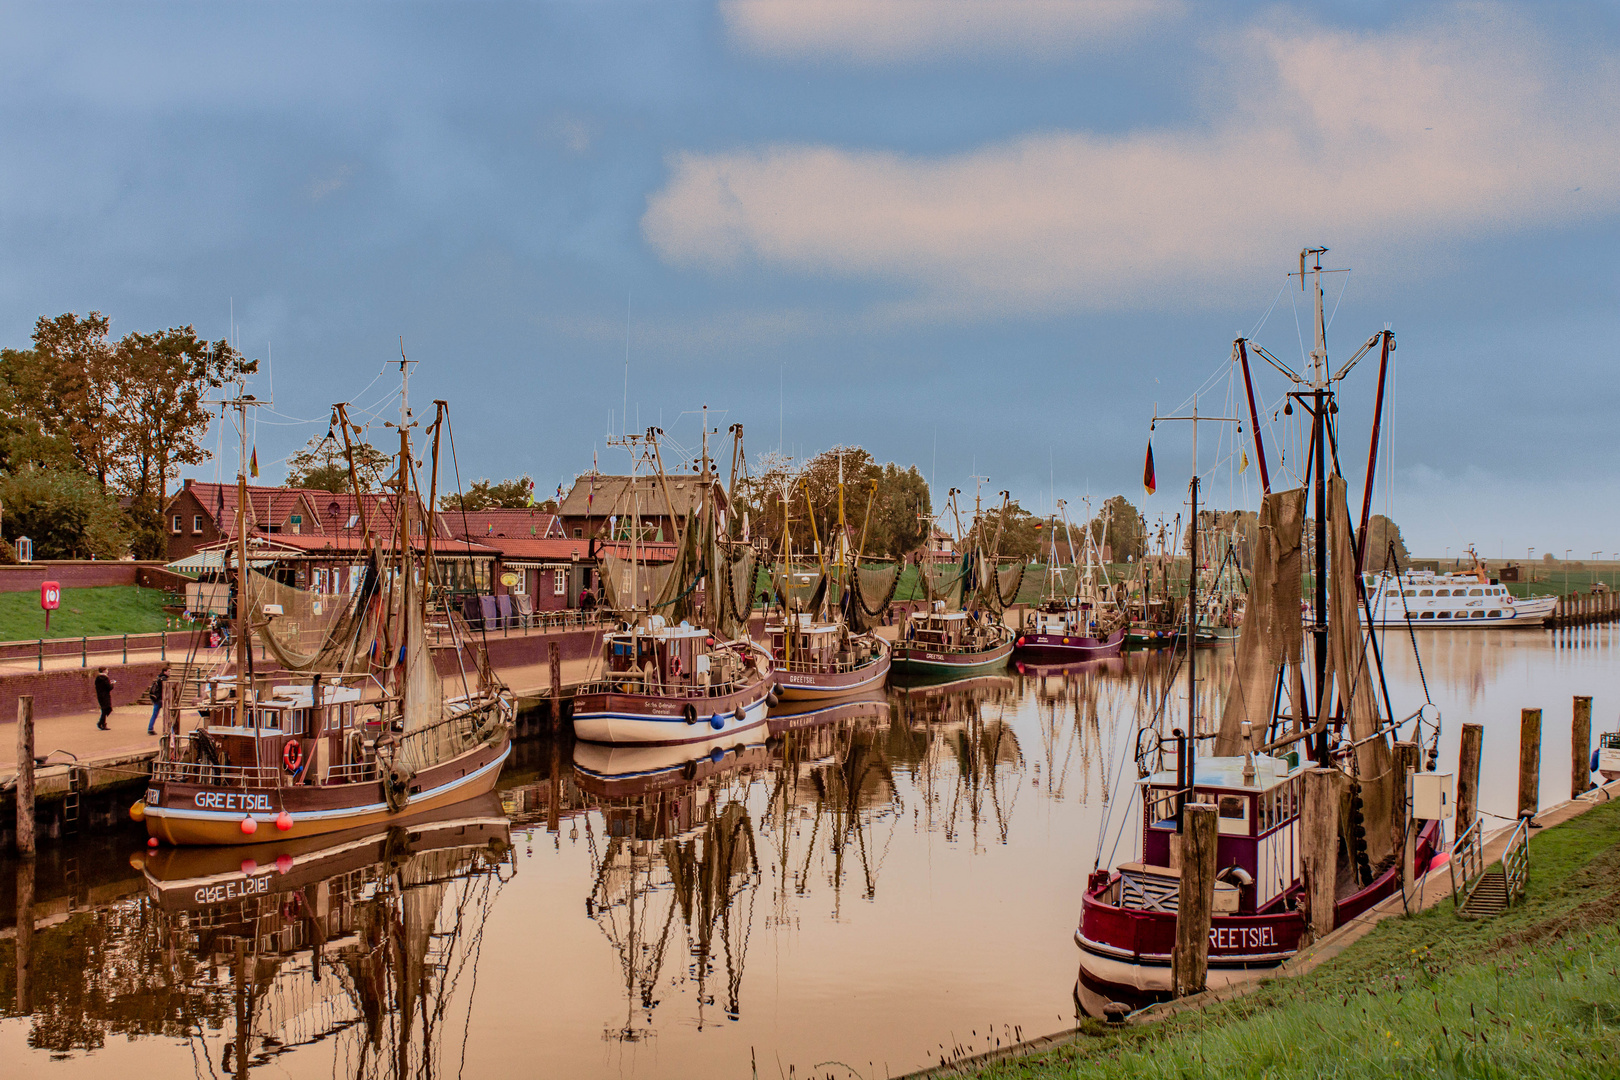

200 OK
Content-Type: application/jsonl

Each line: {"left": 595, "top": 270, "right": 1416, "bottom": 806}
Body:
{"left": 2, "top": 1, "right": 1616, "bottom": 557}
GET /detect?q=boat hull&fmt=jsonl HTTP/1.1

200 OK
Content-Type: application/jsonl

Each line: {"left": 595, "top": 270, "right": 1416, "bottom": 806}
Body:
{"left": 142, "top": 733, "right": 512, "bottom": 847}
{"left": 889, "top": 637, "right": 1014, "bottom": 677}
{"left": 1013, "top": 628, "right": 1124, "bottom": 660}
{"left": 774, "top": 645, "right": 891, "bottom": 701}
{"left": 571, "top": 675, "right": 773, "bottom": 747}
{"left": 1362, "top": 594, "right": 1557, "bottom": 628}
{"left": 1124, "top": 626, "right": 1179, "bottom": 649}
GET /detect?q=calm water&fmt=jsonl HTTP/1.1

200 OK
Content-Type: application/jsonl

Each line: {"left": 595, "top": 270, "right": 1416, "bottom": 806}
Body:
{"left": 4, "top": 625, "right": 1618, "bottom": 1079}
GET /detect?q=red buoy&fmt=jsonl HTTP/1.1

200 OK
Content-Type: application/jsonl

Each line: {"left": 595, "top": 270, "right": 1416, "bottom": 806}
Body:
{"left": 275, "top": 811, "right": 293, "bottom": 831}
{"left": 147, "top": 836, "right": 159, "bottom": 849}
{"left": 240, "top": 815, "right": 258, "bottom": 835}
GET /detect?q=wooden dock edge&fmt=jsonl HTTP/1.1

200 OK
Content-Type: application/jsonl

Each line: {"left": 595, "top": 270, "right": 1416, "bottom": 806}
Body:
{"left": 890, "top": 774, "right": 1620, "bottom": 1080}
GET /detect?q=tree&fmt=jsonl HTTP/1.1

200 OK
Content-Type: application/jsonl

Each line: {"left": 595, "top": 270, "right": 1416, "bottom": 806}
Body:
{"left": 7, "top": 312, "right": 121, "bottom": 489}
{"left": 1363, "top": 515, "right": 1409, "bottom": 571}
{"left": 0, "top": 467, "right": 128, "bottom": 560}
{"left": 734, "top": 447, "right": 933, "bottom": 561}
{"left": 286, "top": 432, "right": 392, "bottom": 492}
{"left": 963, "top": 499, "right": 1041, "bottom": 561}
{"left": 441, "top": 476, "right": 537, "bottom": 512}
{"left": 1090, "top": 496, "right": 1148, "bottom": 562}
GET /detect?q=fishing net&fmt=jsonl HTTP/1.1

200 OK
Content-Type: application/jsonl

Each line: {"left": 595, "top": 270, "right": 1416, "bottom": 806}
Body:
{"left": 844, "top": 562, "right": 901, "bottom": 632}
{"left": 1215, "top": 487, "right": 1306, "bottom": 756}
{"left": 918, "top": 561, "right": 965, "bottom": 611}
{"left": 245, "top": 565, "right": 380, "bottom": 673}
{"left": 600, "top": 554, "right": 677, "bottom": 613}
{"left": 774, "top": 569, "right": 828, "bottom": 613}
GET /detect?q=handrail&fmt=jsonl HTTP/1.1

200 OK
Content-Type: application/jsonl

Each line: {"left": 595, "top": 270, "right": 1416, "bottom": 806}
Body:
{"left": 1448, "top": 816, "right": 1486, "bottom": 913}
{"left": 1501, "top": 817, "right": 1530, "bottom": 906}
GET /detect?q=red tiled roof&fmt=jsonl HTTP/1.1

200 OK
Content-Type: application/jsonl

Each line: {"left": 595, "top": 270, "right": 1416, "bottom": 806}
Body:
{"left": 471, "top": 537, "right": 589, "bottom": 562}
{"left": 446, "top": 508, "right": 562, "bottom": 541}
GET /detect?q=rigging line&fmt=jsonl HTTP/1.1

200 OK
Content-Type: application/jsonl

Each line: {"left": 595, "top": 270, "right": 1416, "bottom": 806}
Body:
{"left": 1325, "top": 269, "right": 1351, "bottom": 333}
{"left": 444, "top": 407, "right": 496, "bottom": 687}
{"left": 1288, "top": 287, "right": 1308, "bottom": 366}
{"left": 1248, "top": 284, "right": 1286, "bottom": 340}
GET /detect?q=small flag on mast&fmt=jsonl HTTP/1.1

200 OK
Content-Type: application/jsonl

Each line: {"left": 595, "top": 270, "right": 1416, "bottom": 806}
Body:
{"left": 1239, "top": 449, "right": 1250, "bottom": 475}
{"left": 1143, "top": 440, "right": 1156, "bottom": 495}
{"left": 249, "top": 447, "right": 259, "bottom": 479}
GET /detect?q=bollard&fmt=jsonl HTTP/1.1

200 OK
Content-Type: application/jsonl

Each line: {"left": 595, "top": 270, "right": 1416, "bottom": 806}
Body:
{"left": 1573, "top": 695, "right": 1593, "bottom": 799}
{"left": 1172, "top": 802, "right": 1218, "bottom": 998}
{"left": 1456, "top": 723, "right": 1483, "bottom": 834}
{"left": 36, "top": 638, "right": 42, "bottom": 672}
{"left": 16, "top": 696, "right": 35, "bottom": 856}
{"left": 1519, "top": 708, "right": 1542, "bottom": 822}
{"left": 1302, "top": 768, "right": 1344, "bottom": 944}
{"left": 81, "top": 636, "right": 87, "bottom": 668}
{"left": 122, "top": 633, "right": 127, "bottom": 663}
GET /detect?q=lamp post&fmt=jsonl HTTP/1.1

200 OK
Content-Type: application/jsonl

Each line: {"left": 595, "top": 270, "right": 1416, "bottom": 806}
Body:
{"left": 1565, "top": 549, "right": 1572, "bottom": 594}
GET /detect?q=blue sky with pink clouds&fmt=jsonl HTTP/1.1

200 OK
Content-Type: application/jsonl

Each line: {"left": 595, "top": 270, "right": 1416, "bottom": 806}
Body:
{"left": 1, "top": 1, "right": 1616, "bottom": 556}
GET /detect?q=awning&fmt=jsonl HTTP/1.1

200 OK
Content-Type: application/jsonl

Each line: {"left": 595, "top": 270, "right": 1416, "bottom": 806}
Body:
{"left": 500, "top": 560, "right": 574, "bottom": 570}
{"left": 165, "top": 550, "right": 278, "bottom": 575}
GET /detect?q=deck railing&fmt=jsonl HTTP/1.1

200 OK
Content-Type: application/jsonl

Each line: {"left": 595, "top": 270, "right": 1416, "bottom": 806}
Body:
{"left": 1501, "top": 817, "right": 1531, "bottom": 906}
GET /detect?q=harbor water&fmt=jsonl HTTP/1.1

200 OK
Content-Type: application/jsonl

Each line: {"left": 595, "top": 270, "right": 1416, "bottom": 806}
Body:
{"left": 3, "top": 625, "right": 1617, "bottom": 1078}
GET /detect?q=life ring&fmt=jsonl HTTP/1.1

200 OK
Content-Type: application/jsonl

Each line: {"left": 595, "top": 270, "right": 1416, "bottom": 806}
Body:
{"left": 683, "top": 703, "right": 698, "bottom": 725}
{"left": 671, "top": 655, "right": 682, "bottom": 677}
{"left": 283, "top": 739, "right": 303, "bottom": 773}
{"left": 281, "top": 892, "right": 304, "bottom": 921}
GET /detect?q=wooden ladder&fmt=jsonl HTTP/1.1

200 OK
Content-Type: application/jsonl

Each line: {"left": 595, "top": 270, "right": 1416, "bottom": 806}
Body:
{"left": 1459, "top": 866, "right": 1508, "bottom": 918}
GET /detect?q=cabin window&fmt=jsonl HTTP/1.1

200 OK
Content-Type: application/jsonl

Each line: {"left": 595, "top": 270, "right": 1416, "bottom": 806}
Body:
{"left": 554, "top": 569, "right": 566, "bottom": 596}
{"left": 258, "top": 709, "right": 281, "bottom": 730}
{"left": 1218, "top": 796, "right": 1247, "bottom": 820}
{"left": 1403, "top": 590, "right": 1416, "bottom": 597}
{"left": 1419, "top": 589, "right": 1433, "bottom": 597}
{"left": 291, "top": 708, "right": 307, "bottom": 735}
{"left": 1488, "top": 609, "right": 1502, "bottom": 618}
{"left": 1433, "top": 589, "right": 1449, "bottom": 596}
{"left": 1420, "top": 611, "right": 1435, "bottom": 619}
{"left": 1470, "top": 610, "right": 1485, "bottom": 618}
{"left": 1437, "top": 611, "right": 1452, "bottom": 619}
{"left": 1469, "top": 588, "right": 1484, "bottom": 597}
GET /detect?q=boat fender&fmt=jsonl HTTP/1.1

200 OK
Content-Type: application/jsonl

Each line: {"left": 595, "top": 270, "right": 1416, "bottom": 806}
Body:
{"left": 711, "top": 714, "right": 726, "bottom": 730}
{"left": 766, "top": 692, "right": 780, "bottom": 708}
{"left": 1217, "top": 865, "right": 1253, "bottom": 887}
{"left": 283, "top": 739, "right": 303, "bottom": 773}
{"left": 710, "top": 746, "right": 726, "bottom": 764}
{"left": 733, "top": 705, "right": 746, "bottom": 722}
{"left": 1593, "top": 748, "right": 1601, "bottom": 773}
{"left": 1016, "top": 637, "right": 1025, "bottom": 648}
{"left": 683, "top": 703, "right": 699, "bottom": 725}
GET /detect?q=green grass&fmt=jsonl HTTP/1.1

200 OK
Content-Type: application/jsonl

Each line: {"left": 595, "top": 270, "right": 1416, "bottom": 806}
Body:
{"left": 0, "top": 584, "right": 176, "bottom": 642}
{"left": 966, "top": 798, "right": 1620, "bottom": 1080}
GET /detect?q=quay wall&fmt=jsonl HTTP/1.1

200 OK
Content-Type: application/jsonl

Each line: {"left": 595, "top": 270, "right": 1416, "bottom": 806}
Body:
{"left": 0, "top": 561, "right": 182, "bottom": 594}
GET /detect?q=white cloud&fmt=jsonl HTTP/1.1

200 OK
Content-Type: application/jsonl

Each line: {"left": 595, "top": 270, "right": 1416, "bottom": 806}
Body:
{"left": 720, "top": 0, "right": 1180, "bottom": 62}
{"left": 647, "top": 8, "right": 1620, "bottom": 317}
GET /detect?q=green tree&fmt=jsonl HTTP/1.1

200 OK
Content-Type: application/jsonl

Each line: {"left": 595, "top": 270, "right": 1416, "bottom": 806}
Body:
{"left": 7, "top": 312, "right": 121, "bottom": 489}
{"left": 1091, "top": 495, "right": 1148, "bottom": 562}
{"left": 0, "top": 468, "right": 128, "bottom": 560}
{"left": 285, "top": 432, "right": 392, "bottom": 492}
{"left": 441, "top": 476, "right": 536, "bottom": 512}
{"left": 964, "top": 499, "right": 1041, "bottom": 561}
{"left": 1364, "top": 515, "right": 1409, "bottom": 570}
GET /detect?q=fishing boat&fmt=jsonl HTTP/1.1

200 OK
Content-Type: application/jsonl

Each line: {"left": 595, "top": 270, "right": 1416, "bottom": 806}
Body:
{"left": 1124, "top": 521, "right": 1183, "bottom": 649}
{"left": 1078, "top": 250, "right": 1445, "bottom": 1010}
{"left": 1016, "top": 499, "right": 1126, "bottom": 661}
{"left": 892, "top": 487, "right": 1018, "bottom": 678}
{"left": 1596, "top": 729, "right": 1620, "bottom": 782}
{"left": 763, "top": 463, "right": 894, "bottom": 700}
{"left": 140, "top": 373, "right": 514, "bottom": 846}
{"left": 571, "top": 423, "right": 776, "bottom": 746}
{"left": 1361, "top": 549, "right": 1557, "bottom": 627}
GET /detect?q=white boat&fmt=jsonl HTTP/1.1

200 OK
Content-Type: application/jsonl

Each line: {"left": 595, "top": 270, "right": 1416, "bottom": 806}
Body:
{"left": 1360, "top": 568, "right": 1556, "bottom": 627}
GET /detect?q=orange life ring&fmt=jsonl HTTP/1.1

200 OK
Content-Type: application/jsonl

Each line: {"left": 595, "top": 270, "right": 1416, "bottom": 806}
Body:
{"left": 283, "top": 739, "right": 303, "bottom": 773}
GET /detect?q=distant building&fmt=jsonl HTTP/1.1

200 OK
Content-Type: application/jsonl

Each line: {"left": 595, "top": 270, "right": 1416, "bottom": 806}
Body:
{"left": 555, "top": 473, "right": 728, "bottom": 545}
{"left": 923, "top": 525, "right": 957, "bottom": 564}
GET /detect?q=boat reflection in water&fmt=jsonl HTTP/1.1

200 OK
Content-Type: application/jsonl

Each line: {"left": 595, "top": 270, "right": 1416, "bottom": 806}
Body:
{"left": 888, "top": 673, "right": 1024, "bottom": 847}
{"left": 133, "top": 797, "right": 512, "bottom": 1077}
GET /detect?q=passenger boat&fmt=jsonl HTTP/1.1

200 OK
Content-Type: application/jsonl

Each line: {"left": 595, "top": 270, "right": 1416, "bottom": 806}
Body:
{"left": 141, "top": 385, "right": 513, "bottom": 846}
{"left": 570, "top": 424, "right": 775, "bottom": 746}
{"left": 1079, "top": 250, "right": 1447, "bottom": 1011}
{"left": 1596, "top": 730, "right": 1620, "bottom": 782}
{"left": 1362, "top": 552, "right": 1556, "bottom": 628}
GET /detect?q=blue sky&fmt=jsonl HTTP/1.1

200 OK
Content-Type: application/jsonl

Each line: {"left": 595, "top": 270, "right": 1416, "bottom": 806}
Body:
{"left": 2, "top": 1, "right": 1616, "bottom": 557}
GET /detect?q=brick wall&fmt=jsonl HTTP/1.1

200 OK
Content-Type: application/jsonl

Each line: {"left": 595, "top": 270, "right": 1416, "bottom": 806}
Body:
{"left": 0, "top": 661, "right": 170, "bottom": 726}
{"left": 0, "top": 562, "right": 166, "bottom": 593}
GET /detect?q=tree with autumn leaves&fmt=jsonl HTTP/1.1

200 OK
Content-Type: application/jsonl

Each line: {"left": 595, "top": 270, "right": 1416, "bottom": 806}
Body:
{"left": 0, "top": 311, "right": 256, "bottom": 558}
{"left": 733, "top": 446, "right": 932, "bottom": 562}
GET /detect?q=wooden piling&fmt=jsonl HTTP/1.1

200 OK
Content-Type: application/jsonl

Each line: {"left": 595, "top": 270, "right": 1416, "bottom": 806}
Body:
{"left": 1301, "top": 767, "right": 1344, "bottom": 944}
{"left": 14, "top": 856, "right": 32, "bottom": 1013}
{"left": 1519, "top": 707, "right": 1542, "bottom": 821}
{"left": 1172, "top": 802, "right": 1218, "bottom": 998}
{"left": 15, "top": 696, "right": 34, "bottom": 857}
{"left": 1457, "top": 723, "right": 1483, "bottom": 835}
{"left": 1573, "top": 695, "right": 1593, "bottom": 799}
{"left": 548, "top": 641, "right": 564, "bottom": 732}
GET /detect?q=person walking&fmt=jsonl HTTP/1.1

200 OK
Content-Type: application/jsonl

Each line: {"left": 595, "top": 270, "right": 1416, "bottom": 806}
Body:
{"left": 94, "top": 666, "right": 116, "bottom": 730}
{"left": 147, "top": 665, "right": 171, "bottom": 735}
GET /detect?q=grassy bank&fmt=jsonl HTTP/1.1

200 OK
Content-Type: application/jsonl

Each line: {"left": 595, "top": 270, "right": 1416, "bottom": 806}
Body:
{"left": 967, "top": 798, "right": 1620, "bottom": 1080}
{"left": 0, "top": 584, "right": 174, "bottom": 642}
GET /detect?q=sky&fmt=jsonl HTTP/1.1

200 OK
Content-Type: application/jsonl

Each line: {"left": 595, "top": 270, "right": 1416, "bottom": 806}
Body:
{"left": 1, "top": 1, "right": 1617, "bottom": 558}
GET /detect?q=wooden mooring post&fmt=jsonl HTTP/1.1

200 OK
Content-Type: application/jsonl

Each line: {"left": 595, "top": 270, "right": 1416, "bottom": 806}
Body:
{"left": 1457, "top": 723, "right": 1483, "bottom": 835}
{"left": 1393, "top": 740, "right": 1419, "bottom": 889}
{"left": 1302, "top": 768, "right": 1345, "bottom": 945}
{"left": 1519, "top": 707, "right": 1542, "bottom": 823}
{"left": 14, "top": 857, "right": 32, "bottom": 1013}
{"left": 548, "top": 641, "right": 564, "bottom": 733}
{"left": 1172, "top": 802, "right": 1218, "bottom": 998}
{"left": 15, "top": 695, "right": 34, "bottom": 857}
{"left": 1573, "top": 695, "right": 1593, "bottom": 799}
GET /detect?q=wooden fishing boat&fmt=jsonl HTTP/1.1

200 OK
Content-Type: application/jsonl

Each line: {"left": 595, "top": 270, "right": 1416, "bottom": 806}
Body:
{"left": 768, "top": 613, "right": 891, "bottom": 699}
{"left": 1015, "top": 603, "right": 1125, "bottom": 660}
{"left": 891, "top": 607, "right": 1014, "bottom": 677}
{"left": 1080, "top": 250, "right": 1448, "bottom": 1012}
{"left": 141, "top": 379, "right": 513, "bottom": 847}
{"left": 571, "top": 423, "right": 774, "bottom": 746}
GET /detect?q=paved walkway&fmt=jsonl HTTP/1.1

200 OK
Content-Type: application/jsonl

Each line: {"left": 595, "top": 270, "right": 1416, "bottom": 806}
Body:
{"left": 0, "top": 701, "right": 163, "bottom": 774}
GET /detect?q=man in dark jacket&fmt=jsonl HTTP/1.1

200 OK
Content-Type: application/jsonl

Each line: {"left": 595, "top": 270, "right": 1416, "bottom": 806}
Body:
{"left": 147, "top": 665, "right": 171, "bottom": 735}
{"left": 94, "top": 666, "right": 115, "bottom": 730}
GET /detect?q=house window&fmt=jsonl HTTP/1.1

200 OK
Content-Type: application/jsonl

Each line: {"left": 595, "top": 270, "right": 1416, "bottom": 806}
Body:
{"left": 554, "top": 569, "right": 566, "bottom": 596}
{"left": 192, "top": 515, "right": 204, "bottom": 534}
{"left": 574, "top": 528, "right": 583, "bottom": 538}
{"left": 172, "top": 514, "right": 183, "bottom": 534}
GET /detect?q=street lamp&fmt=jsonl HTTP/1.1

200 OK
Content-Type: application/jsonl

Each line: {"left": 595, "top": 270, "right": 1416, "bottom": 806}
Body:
{"left": 1565, "top": 549, "right": 1572, "bottom": 595}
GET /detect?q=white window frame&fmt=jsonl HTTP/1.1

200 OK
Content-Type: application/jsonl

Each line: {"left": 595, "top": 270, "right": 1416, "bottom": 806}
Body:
{"left": 192, "top": 514, "right": 204, "bottom": 534}
{"left": 172, "top": 514, "right": 183, "bottom": 534}
{"left": 553, "top": 569, "right": 566, "bottom": 596}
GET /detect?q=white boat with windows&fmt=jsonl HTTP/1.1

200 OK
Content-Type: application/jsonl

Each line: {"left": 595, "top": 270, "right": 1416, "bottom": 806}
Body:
{"left": 1361, "top": 569, "right": 1556, "bottom": 628}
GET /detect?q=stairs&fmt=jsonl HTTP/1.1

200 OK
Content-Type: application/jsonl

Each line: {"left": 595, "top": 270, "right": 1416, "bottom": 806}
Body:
{"left": 1460, "top": 866, "right": 1508, "bottom": 918}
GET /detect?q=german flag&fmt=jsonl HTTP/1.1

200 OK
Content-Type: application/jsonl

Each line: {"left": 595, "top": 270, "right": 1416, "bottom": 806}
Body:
{"left": 1143, "top": 440, "right": 1156, "bottom": 496}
